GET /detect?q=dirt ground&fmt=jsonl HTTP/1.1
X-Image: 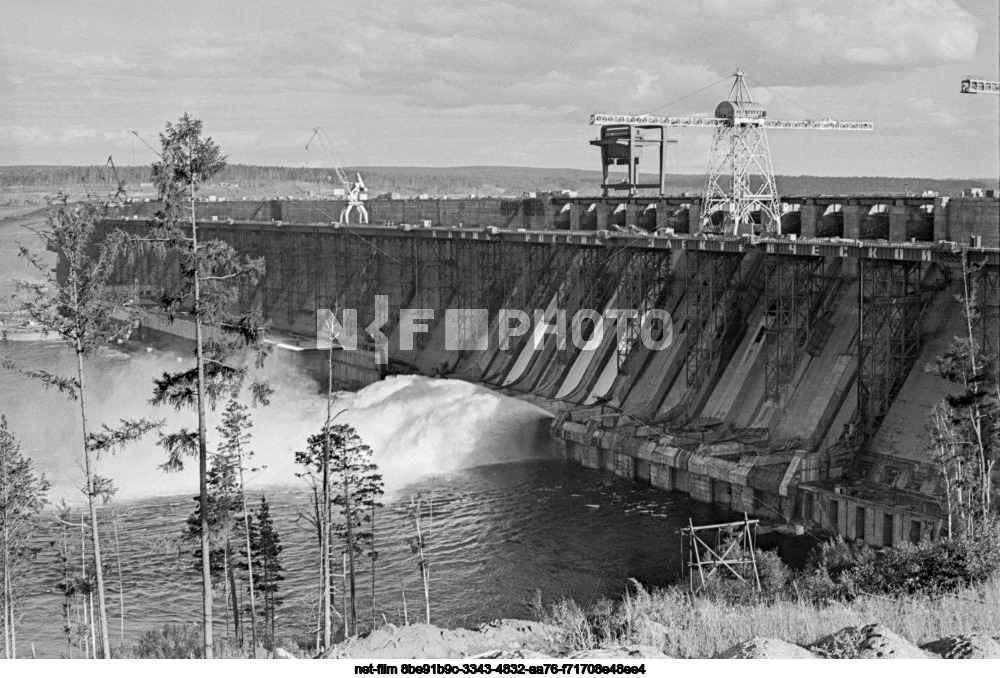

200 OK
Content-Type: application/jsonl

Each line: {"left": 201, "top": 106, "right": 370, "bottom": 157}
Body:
{"left": 323, "top": 620, "right": 566, "bottom": 659}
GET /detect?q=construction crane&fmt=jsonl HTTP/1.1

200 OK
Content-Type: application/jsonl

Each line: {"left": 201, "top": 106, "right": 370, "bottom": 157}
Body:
{"left": 591, "top": 71, "right": 873, "bottom": 235}
{"left": 961, "top": 76, "right": 1000, "bottom": 94}
{"left": 305, "top": 126, "right": 368, "bottom": 224}
{"left": 105, "top": 155, "right": 127, "bottom": 203}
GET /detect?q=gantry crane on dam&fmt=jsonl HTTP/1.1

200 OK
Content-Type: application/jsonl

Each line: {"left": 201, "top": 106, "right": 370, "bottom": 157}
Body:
{"left": 306, "top": 126, "right": 369, "bottom": 224}
{"left": 591, "top": 71, "right": 873, "bottom": 235}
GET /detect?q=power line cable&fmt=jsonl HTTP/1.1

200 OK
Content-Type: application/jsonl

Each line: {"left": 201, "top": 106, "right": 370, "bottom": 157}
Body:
{"left": 744, "top": 75, "right": 830, "bottom": 121}
{"left": 641, "top": 76, "right": 732, "bottom": 116}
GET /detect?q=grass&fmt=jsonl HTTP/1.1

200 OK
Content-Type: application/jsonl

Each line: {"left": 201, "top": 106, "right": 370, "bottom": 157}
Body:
{"left": 542, "top": 576, "right": 1000, "bottom": 658}
{"left": 117, "top": 624, "right": 310, "bottom": 659}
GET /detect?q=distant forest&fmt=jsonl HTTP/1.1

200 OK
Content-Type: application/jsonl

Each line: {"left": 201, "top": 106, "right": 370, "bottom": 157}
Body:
{"left": 2, "top": 164, "right": 997, "bottom": 198}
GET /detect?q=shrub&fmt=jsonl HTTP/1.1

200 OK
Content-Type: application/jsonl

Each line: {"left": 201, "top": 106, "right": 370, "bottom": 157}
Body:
{"left": 756, "top": 548, "right": 792, "bottom": 595}
{"left": 125, "top": 624, "right": 203, "bottom": 659}
{"left": 121, "top": 623, "right": 274, "bottom": 658}
{"left": 804, "top": 536, "right": 874, "bottom": 578}
{"left": 790, "top": 566, "right": 849, "bottom": 603}
{"left": 845, "top": 522, "right": 1000, "bottom": 597}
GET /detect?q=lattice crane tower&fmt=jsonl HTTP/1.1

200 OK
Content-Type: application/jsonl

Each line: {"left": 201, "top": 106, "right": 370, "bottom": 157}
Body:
{"left": 591, "top": 71, "right": 873, "bottom": 235}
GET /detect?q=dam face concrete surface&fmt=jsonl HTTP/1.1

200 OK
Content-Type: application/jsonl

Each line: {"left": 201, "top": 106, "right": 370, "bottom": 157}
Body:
{"left": 93, "top": 193, "right": 999, "bottom": 548}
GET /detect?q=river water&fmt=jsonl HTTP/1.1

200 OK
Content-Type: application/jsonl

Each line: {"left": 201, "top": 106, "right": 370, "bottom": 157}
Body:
{"left": 0, "top": 340, "right": 731, "bottom": 658}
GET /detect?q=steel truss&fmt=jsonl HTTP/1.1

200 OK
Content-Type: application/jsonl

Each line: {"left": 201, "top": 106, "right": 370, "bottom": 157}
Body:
{"left": 554, "top": 247, "right": 619, "bottom": 365}
{"left": 701, "top": 123, "right": 780, "bottom": 234}
{"left": 857, "top": 259, "right": 924, "bottom": 437}
{"left": 520, "top": 244, "right": 573, "bottom": 314}
{"left": 613, "top": 248, "right": 672, "bottom": 370}
{"left": 685, "top": 250, "right": 743, "bottom": 391}
{"left": 450, "top": 240, "right": 509, "bottom": 351}
{"left": 255, "top": 230, "right": 305, "bottom": 328}
{"left": 376, "top": 236, "right": 417, "bottom": 335}
{"left": 412, "top": 239, "right": 458, "bottom": 349}
{"left": 763, "top": 254, "right": 823, "bottom": 403}
{"left": 973, "top": 263, "right": 999, "bottom": 360}
{"left": 488, "top": 242, "right": 575, "bottom": 343}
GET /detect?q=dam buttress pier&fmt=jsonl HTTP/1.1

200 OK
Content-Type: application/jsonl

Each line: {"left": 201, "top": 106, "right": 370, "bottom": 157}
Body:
{"left": 95, "top": 193, "right": 1000, "bottom": 549}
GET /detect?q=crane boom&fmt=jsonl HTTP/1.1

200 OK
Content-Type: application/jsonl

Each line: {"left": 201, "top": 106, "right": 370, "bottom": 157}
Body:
{"left": 961, "top": 76, "right": 1000, "bottom": 94}
{"left": 590, "top": 71, "right": 875, "bottom": 235}
{"left": 591, "top": 113, "right": 726, "bottom": 127}
{"left": 590, "top": 113, "right": 872, "bottom": 130}
{"left": 306, "top": 126, "right": 351, "bottom": 187}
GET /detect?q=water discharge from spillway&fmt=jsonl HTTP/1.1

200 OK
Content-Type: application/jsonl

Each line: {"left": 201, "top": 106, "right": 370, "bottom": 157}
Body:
{"left": 0, "top": 342, "right": 554, "bottom": 501}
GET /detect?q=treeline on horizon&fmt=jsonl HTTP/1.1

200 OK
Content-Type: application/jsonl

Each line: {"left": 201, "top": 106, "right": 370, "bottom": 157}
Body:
{"left": 2, "top": 164, "right": 997, "bottom": 198}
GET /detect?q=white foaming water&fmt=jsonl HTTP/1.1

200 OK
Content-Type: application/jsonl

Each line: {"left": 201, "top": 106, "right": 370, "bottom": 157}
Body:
{"left": 243, "top": 371, "right": 555, "bottom": 492}
{"left": 0, "top": 342, "right": 553, "bottom": 501}
{"left": 331, "top": 375, "right": 554, "bottom": 488}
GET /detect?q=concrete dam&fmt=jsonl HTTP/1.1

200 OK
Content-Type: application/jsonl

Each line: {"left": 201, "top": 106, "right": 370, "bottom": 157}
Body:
{"left": 99, "top": 192, "right": 999, "bottom": 549}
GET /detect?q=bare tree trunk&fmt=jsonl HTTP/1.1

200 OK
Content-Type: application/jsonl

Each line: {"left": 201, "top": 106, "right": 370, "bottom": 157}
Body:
{"left": 63, "top": 523, "right": 72, "bottom": 658}
{"left": 2, "top": 487, "right": 11, "bottom": 658}
{"left": 2, "top": 451, "right": 10, "bottom": 659}
{"left": 112, "top": 515, "right": 124, "bottom": 649}
{"left": 89, "top": 591, "right": 97, "bottom": 658}
{"left": 226, "top": 541, "right": 242, "bottom": 646}
{"left": 400, "top": 576, "right": 408, "bottom": 626}
{"left": 342, "top": 552, "right": 348, "bottom": 641}
{"left": 342, "top": 464, "right": 358, "bottom": 637}
{"left": 80, "top": 517, "right": 91, "bottom": 658}
{"left": 236, "top": 453, "right": 257, "bottom": 656}
{"left": 75, "top": 341, "right": 111, "bottom": 659}
{"left": 371, "top": 501, "right": 376, "bottom": 630}
{"left": 411, "top": 499, "right": 431, "bottom": 624}
{"left": 223, "top": 554, "right": 230, "bottom": 640}
{"left": 190, "top": 158, "right": 214, "bottom": 659}
{"left": 322, "top": 349, "right": 333, "bottom": 649}
{"left": 961, "top": 253, "right": 991, "bottom": 519}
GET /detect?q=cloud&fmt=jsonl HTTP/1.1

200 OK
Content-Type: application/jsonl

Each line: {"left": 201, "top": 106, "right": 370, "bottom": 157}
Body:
{"left": 0, "top": 0, "right": 993, "bottom": 176}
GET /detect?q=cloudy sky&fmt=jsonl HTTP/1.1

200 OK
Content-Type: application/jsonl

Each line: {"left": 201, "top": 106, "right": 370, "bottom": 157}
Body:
{"left": 1, "top": 0, "right": 997, "bottom": 178}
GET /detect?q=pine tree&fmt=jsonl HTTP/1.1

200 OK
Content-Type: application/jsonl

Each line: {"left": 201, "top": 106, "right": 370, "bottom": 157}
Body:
{"left": 0, "top": 415, "right": 50, "bottom": 659}
{"left": 6, "top": 193, "right": 160, "bottom": 659}
{"left": 247, "top": 496, "right": 283, "bottom": 647}
{"left": 181, "top": 422, "right": 243, "bottom": 644}
{"left": 131, "top": 114, "right": 273, "bottom": 658}
{"left": 218, "top": 399, "right": 260, "bottom": 654}
{"left": 296, "top": 423, "right": 383, "bottom": 637}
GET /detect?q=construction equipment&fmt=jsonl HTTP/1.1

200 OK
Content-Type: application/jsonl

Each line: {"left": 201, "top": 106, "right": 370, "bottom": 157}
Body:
{"left": 105, "top": 155, "right": 127, "bottom": 202}
{"left": 305, "top": 127, "right": 368, "bottom": 223}
{"left": 591, "top": 71, "right": 873, "bottom": 235}
{"left": 961, "top": 76, "right": 1000, "bottom": 94}
{"left": 590, "top": 124, "right": 676, "bottom": 197}
{"left": 341, "top": 172, "right": 369, "bottom": 224}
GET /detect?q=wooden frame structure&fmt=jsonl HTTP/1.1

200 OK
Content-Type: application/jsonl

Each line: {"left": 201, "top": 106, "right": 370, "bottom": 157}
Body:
{"left": 681, "top": 514, "right": 761, "bottom": 592}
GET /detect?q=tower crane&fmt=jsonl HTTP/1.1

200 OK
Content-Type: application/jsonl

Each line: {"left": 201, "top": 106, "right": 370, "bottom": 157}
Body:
{"left": 305, "top": 126, "right": 368, "bottom": 224}
{"left": 591, "top": 71, "right": 873, "bottom": 235}
{"left": 960, "top": 76, "right": 1000, "bottom": 94}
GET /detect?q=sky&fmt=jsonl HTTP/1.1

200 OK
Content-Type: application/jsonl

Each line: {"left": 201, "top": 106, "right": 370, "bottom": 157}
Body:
{"left": 1, "top": 0, "right": 998, "bottom": 178}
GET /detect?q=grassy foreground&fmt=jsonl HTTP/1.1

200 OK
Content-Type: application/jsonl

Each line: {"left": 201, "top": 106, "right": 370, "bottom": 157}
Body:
{"left": 543, "top": 576, "right": 1000, "bottom": 658}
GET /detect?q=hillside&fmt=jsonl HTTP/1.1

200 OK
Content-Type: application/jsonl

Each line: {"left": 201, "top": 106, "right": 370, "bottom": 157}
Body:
{"left": 2, "top": 165, "right": 997, "bottom": 199}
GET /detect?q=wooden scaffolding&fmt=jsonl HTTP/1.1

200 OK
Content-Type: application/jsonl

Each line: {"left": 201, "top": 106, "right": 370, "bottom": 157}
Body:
{"left": 681, "top": 514, "right": 761, "bottom": 593}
